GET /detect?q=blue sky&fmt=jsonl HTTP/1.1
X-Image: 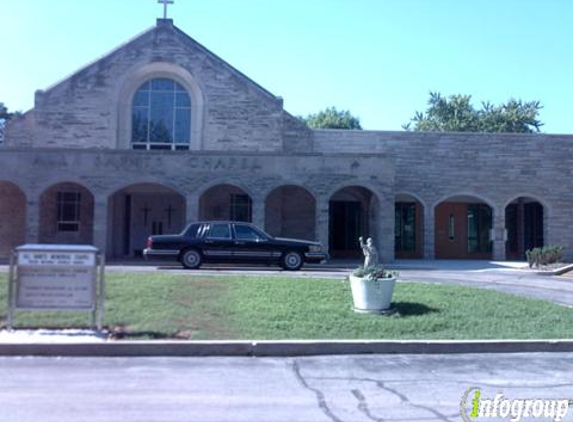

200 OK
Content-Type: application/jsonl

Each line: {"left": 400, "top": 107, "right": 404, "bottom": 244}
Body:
{"left": 1, "top": 0, "right": 572, "bottom": 132}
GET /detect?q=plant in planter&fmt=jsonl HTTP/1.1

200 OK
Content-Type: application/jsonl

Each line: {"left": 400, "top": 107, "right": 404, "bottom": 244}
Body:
{"left": 349, "top": 264, "right": 398, "bottom": 314}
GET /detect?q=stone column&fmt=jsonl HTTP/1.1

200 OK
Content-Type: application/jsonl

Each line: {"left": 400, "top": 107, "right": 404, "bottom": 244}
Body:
{"left": 25, "top": 197, "right": 40, "bottom": 244}
{"left": 186, "top": 193, "right": 199, "bottom": 222}
{"left": 251, "top": 196, "right": 265, "bottom": 229}
{"left": 315, "top": 196, "right": 329, "bottom": 250}
{"left": 93, "top": 196, "right": 109, "bottom": 256}
{"left": 373, "top": 192, "right": 394, "bottom": 264}
{"left": 423, "top": 205, "right": 435, "bottom": 259}
{"left": 492, "top": 206, "right": 506, "bottom": 261}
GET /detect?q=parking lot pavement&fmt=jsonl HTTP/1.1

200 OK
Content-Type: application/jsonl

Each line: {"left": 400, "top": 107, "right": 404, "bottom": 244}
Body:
{"left": 1, "top": 353, "right": 572, "bottom": 422}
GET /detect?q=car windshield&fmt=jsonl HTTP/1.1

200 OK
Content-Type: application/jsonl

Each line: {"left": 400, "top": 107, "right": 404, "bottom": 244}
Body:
{"left": 234, "top": 224, "right": 268, "bottom": 241}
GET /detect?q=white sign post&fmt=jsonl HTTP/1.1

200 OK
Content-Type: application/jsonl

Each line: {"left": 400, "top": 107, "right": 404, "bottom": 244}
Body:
{"left": 7, "top": 245, "right": 105, "bottom": 330}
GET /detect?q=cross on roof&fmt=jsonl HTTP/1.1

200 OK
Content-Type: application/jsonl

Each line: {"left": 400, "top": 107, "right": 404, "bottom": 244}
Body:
{"left": 158, "top": 0, "right": 174, "bottom": 19}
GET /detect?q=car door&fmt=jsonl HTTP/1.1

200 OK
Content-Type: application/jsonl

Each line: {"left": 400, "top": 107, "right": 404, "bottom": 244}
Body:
{"left": 232, "top": 223, "right": 279, "bottom": 263}
{"left": 202, "top": 222, "right": 234, "bottom": 262}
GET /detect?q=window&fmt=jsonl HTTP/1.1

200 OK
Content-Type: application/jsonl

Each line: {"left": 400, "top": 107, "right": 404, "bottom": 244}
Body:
{"left": 467, "top": 204, "right": 492, "bottom": 253}
{"left": 448, "top": 214, "right": 455, "bottom": 240}
{"left": 57, "top": 192, "right": 81, "bottom": 232}
{"left": 131, "top": 78, "right": 191, "bottom": 150}
{"left": 234, "top": 224, "right": 266, "bottom": 242}
{"left": 183, "top": 223, "right": 202, "bottom": 238}
{"left": 207, "top": 223, "right": 231, "bottom": 239}
{"left": 230, "top": 194, "right": 252, "bottom": 222}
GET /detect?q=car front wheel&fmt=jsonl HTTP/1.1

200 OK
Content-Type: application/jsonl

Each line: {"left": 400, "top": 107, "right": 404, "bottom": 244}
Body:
{"left": 281, "top": 251, "right": 303, "bottom": 271}
{"left": 181, "top": 249, "right": 202, "bottom": 269}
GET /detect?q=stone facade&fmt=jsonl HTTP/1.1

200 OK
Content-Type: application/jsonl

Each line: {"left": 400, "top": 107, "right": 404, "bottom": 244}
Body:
{"left": 1, "top": 19, "right": 572, "bottom": 262}
{"left": 314, "top": 130, "right": 573, "bottom": 260}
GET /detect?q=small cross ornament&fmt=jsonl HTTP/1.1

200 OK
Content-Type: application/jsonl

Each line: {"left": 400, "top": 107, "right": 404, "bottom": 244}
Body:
{"left": 158, "top": 0, "right": 174, "bottom": 19}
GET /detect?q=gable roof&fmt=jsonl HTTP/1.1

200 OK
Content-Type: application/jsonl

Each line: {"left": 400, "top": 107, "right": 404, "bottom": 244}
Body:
{"left": 41, "top": 19, "right": 280, "bottom": 102}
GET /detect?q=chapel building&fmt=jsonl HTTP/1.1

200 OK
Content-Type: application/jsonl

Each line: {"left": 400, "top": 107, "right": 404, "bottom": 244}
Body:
{"left": 2, "top": 18, "right": 571, "bottom": 262}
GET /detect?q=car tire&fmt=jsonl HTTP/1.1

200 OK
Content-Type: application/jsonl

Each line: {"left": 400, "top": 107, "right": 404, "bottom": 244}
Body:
{"left": 281, "top": 251, "right": 303, "bottom": 271}
{"left": 181, "top": 249, "right": 202, "bottom": 269}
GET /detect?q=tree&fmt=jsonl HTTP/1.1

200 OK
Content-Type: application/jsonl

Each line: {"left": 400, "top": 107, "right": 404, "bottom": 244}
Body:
{"left": 0, "top": 102, "right": 15, "bottom": 144}
{"left": 403, "top": 92, "right": 543, "bottom": 133}
{"left": 302, "top": 107, "right": 362, "bottom": 130}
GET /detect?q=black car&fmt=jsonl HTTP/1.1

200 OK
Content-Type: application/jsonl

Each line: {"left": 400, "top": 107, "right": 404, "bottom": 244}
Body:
{"left": 143, "top": 221, "right": 328, "bottom": 270}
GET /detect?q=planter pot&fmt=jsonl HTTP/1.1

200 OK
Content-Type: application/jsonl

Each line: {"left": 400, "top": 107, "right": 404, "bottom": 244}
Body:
{"left": 349, "top": 274, "right": 396, "bottom": 314}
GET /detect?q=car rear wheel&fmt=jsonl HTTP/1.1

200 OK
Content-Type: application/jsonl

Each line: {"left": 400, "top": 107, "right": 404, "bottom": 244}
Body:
{"left": 181, "top": 249, "right": 202, "bottom": 269}
{"left": 281, "top": 251, "right": 303, "bottom": 271}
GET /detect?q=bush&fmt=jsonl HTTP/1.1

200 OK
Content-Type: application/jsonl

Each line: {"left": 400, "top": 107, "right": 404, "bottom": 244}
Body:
{"left": 525, "top": 245, "right": 563, "bottom": 268}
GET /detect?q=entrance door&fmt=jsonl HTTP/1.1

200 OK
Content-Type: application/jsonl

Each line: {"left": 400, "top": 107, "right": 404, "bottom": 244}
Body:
{"left": 395, "top": 202, "right": 417, "bottom": 258}
{"left": 329, "top": 201, "right": 362, "bottom": 257}
{"left": 506, "top": 200, "right": 543, "bottom": 260}
{"left": 435, "top": 202, "right": 492, "bottom": 259}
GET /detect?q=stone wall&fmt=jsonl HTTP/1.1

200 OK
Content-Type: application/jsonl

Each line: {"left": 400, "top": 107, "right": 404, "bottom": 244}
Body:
{"left": 314, "top": 129, "right": 573, "bottom": 260}
{"left": 0, "top": 149, "right": 394, "bottom": 261}
{"left": 0, "top": 182, "right": 26, "bottom": 257}
{"left": 265, "top": 186, "right": 316, "bottom": 240}
{"left": 5, "top": 19, "right": 311, "bottom": 153}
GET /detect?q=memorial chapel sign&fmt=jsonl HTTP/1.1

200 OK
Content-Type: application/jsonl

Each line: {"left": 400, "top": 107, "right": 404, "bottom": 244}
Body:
{"left": 8, "top": 245, "right": 105, "bottom": 330}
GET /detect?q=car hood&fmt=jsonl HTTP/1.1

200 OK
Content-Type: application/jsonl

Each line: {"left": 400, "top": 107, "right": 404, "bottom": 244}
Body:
{"left": 273, "top": 237, "right": 322, "bottom": 247}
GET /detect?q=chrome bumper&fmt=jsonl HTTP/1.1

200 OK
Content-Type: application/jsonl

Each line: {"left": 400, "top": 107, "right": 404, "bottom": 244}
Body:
{"left": 304, "top": 252, "right": 329, "bottom": 261}
{"left": 143, "top": 248, "right": 180, "bottom": 259}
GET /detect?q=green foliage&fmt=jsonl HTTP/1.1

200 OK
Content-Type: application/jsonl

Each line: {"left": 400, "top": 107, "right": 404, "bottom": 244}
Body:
{"left": 403, "top": 92, "right": 543, "bottom": 133}
{"left": 525, "top": 245, "right": 563, "bottom": 268}
{"left": 0, "top": 103, "right": 10, "bottom": 119}
{"left": 301, "top": 106, "right": 362, "bottom": 130}
{"left": 352, "top": 265, "right": 397, "bottom": 280}
{"left": 0, "top": 103, "right": 11, "bottom": 143}
{"left": 0, "top": 102, "right": 18, "bottom": 144}
{"left": 4, "top": 273, "right": 573, "bottom": 340}
{"left": 227, "top": 277, "right": 573, "bottom": 339}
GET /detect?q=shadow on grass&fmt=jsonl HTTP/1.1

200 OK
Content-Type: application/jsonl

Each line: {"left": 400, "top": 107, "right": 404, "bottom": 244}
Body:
{"left": 392, "top": 302, "right": 439, "bottom": 317}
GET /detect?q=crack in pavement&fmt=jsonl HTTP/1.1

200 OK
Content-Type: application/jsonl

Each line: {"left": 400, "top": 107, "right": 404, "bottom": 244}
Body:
{"left": 292, "top": 360, "right": 344, "bottom": 422}
{"left": 351, "top": 388, "right": 385, "bottom": 422}
{"left": 375, "top": 380, "right": 454, "bottom": 422}
{"left": 303, "top": 374, "right": 456, "bottom": 422}
{"left": 308, "top": 376, "right": 573, "bottom": 390}
{"left": 295, "top": 365, "right": 456, "bottom": 422}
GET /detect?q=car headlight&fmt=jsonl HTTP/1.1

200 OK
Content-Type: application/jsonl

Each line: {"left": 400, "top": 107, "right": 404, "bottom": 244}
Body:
{"left": 309, "top": 245, "right": 323, "bottom": 253}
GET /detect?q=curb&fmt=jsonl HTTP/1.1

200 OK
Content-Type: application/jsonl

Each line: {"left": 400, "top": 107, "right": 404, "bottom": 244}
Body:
{"left": 1, "top": 340, "right": 573, "bottom": 357}
{"left": 534, "top": 263, "right": 573, "bottom": 276}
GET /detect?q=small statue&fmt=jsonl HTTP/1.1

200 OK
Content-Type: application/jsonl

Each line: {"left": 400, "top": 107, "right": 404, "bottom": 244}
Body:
{"left": 359, "top": 236, "right": 378, "bottom": 268}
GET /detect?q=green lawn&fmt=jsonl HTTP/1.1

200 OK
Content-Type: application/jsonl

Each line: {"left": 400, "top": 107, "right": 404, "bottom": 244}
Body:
{"left": 1, "top": 273, "right": 573, "bottom": 340}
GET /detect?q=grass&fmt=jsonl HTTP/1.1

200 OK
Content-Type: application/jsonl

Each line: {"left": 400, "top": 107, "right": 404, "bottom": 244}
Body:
{"left": 1, "top": 273, "right": 573, "bottom": 340}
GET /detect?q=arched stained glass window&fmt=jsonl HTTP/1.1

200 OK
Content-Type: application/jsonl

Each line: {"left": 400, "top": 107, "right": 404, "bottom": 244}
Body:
{"left": 131, "top": 78, "right": 191, "bottom": 150}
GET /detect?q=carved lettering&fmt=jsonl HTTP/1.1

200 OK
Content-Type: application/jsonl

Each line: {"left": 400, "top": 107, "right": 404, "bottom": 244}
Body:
{"left": 93, "top": 154, "right": 263, "bottom": 172}
{"left": 33, "top": 154, "right": 69, "bottom": 168}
